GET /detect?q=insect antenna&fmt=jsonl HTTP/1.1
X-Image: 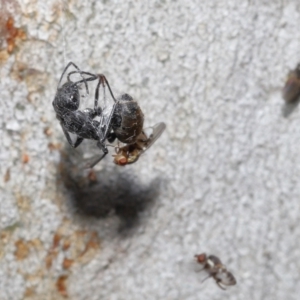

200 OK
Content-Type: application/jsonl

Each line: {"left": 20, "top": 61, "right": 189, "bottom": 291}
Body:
{"left": 201, "top": 275, "right": 212, "bottom": 283}
{"left": 57, "top": 62, "right": 87, "bottom": 89}
{"left": 67, "top": 70, "right": 98, "bottom": 95}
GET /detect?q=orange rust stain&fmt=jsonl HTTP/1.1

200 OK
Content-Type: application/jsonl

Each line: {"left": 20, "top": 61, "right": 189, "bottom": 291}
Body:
{"left": 28, "top": 238, "right": 43, "bottom": 250}
{"left": 53, "top": 233, "right": 62, "bottom": 249}
{"left": 62, "top": 258, "right": 74, "bottom": 270}
{"left": 44, "top": 225, "right": 101, "bottom": 271}
{"left": 44, "top": 127, "right": 53, "bottom": 136}
{"left": 24, "top": 287, "right": 35, "bottom": 298}
{"left": 11, "top": 62, "right": 39, "bottom": 82}
{"left": 0, "top": 50, "right": 9, "bottom": 63}
{"left": 88, "top": 169, "right": 97, "bottom": 182}
{"left": 4, "top": 168, "right": 10, "bottom": 182}
{"left": 45, "top": 250, "right": 58, "bottom": 270}
{"left": 45, "top": 233, "right": 61, "bottom": 269}
{"left": 79, "top": 232, "right": 100, "bottom": 258}
{"left": 24, "top": 269, "right": 45, "bottom": 282}
{"left": 52, "top": 2, "right": 63, "bottom": 18}
{"left": 1, "top": 231, "right": 12, "bottom": 245}
{"left": 16, "top": 194, "right": 30, "bottom": 211}
{"left": 48, "top": 142, "right": 62, "bottom": 151}
{"left": 5, "top": 16, "right": 26, "bottom": 54}
{"left": 56, "top": 275, "right": 68, "bottom": 298}
{"left": 22, "top": 154, "right": 30, "bottom": 164}
{"left": 27, "top": 91, "right": 37, "bottom": 103}
{"left": 76, "top": 230, "right": 88, "bottom": 236}
{"left": 11, "top": 62, "right": 49, "bottom": 94}
{"left": 62, "top": 239, "right": 71, "bottom": 251}
{"left": 15, "top": 239, "right": 30, "bottom": 260}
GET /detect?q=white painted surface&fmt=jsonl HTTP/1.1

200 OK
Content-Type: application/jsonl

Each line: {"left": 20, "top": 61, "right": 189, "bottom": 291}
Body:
{"left": 1, "top": 0, "right": 300, "bottom": 299}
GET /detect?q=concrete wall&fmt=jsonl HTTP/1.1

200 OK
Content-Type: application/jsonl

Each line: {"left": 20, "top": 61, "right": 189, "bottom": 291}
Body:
{"left": 1, "top": 0, "right": 300, "bottom": 299}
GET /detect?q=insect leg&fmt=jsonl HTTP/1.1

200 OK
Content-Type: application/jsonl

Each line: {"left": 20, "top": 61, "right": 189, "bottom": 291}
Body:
{"left": 93, "top": 74, "right": 118, "bottom": 110}
{"left": 61, "top": 125, "right": 76, "bottom": 147}
{"left": 216, "top": 280, "right": 226, "bottom": 291}
{"left": 67, "top": 70, "right": 98, "bottom": 95}
{"left": 58, "top": 62, "right": 93, "bottom": 96}
{"left": 57, "top": 62, "right": 82, "bottom": 89}
{"left": 61, "top": 125, "right": 83, "bottom": 148}
{"left": 201, "top": 274, "right": 212, "bottom": 283}
{"left": 93, "top": 75, "right": 105, "bottom": 110}
{"left": 74, "top": 137, "right": 84, "bottom": 148}
{"left": 67, "top": 70, "right": 98, "bottom": 82}
{"left": 87, "top": 141, "right": 109, "bottom": 168}
{"left": 100, "top": 74, "right": 117, "bottom": 102}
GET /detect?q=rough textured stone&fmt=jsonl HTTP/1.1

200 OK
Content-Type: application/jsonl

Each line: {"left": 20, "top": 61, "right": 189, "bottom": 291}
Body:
{"left": 1, "top": 0, "right": 300, "bottom": 299}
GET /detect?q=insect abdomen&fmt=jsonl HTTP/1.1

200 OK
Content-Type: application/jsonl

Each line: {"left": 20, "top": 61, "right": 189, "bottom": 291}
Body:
{"left": 112, "top": 101, "right": 144, "bottom": 144}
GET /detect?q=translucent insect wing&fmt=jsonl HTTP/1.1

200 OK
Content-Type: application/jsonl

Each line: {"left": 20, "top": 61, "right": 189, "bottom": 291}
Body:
{"left": 142, "top": 122, "right": 166, "bottom": 153}
{"left": 119, "top": 122, "right": 166, "bottom": 165}
{"left": 215, "top": 270, "right": 237, "bottom": 286}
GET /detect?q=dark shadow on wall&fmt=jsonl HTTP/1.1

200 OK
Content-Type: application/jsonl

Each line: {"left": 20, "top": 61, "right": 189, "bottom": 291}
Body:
{"left": 57, "top": 144, "right": 162, "bottom": 235}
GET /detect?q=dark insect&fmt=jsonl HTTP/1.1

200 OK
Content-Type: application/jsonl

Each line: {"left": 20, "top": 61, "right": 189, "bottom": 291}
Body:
{"left": 87, "top": 82, "right": 165, "bottom": 167}
{"left": 283, "top": 64, "right": 300, "bottom": 103}
{"left": 53, "top": 62, "right": 116, "bottom": 165}
{"left": 195, "top": 253, "right": 236, "bottom": 290}
{"left": 107, "top": 93, "right": 145, "bottom": 144}
{"left": 113, "top": 122, "right": 166, "bottom": 166}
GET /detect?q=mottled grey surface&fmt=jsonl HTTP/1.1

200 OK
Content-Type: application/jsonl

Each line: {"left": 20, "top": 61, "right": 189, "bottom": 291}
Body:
{"left": 1, "top": 0, "right": 300, "bottom": 299}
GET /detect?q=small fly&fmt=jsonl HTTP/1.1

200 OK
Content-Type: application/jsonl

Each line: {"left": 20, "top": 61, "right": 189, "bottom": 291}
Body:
{"left": 283, "top": 63, "right": 300, "bottom": 103}
{"left": 113, "top": 122, "right": 166, "bottom": 166}
{"left": 194, "top": 253, "right": 236, "bottom": 290}
{"left": 85, "top": 80, "right": 166, "bottom": 167}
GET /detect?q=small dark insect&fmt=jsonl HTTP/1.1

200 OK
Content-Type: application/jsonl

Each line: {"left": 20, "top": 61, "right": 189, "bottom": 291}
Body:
{"left": 113, "top": 122, "right": 166, "bottom": 166}
{"left": 87, "top": 83, "right": 165, "bottom": 167}
{"left": 195, "top": 253, "right": 236, "bottom": 290}
{"left": 283, "top": 64, "right": 300, "bottom": 103}
{"left": 53, "top": 62, "right": 116, "bottom": 165}
{"left": 107, "top": 93, "right": 145, "bottom": 144}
